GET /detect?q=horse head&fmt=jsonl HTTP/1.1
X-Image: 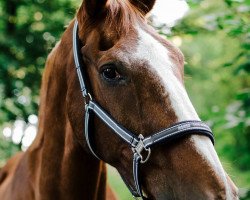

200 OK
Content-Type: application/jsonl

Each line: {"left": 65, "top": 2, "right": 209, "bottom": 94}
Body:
{"left": 66, "top": 0, "right": 238, "bottom": 199}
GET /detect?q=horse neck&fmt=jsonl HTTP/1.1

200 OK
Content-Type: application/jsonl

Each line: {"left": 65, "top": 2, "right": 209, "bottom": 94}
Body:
{"left": 28, "top": 22, "right": 107, "bottom": 200}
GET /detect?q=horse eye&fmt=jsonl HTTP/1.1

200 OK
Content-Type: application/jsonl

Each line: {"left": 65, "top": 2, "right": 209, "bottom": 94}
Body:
{"left": 102, "top": 66, "right": 120, "bottom": 81}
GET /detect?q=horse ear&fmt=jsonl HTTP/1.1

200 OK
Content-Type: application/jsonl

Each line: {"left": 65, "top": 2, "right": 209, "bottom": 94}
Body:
{"left": 129, "top": 0, "right": 156, "bottom": 15}
{"left": 83, "top": 0, "right": 109, "bottom": 17}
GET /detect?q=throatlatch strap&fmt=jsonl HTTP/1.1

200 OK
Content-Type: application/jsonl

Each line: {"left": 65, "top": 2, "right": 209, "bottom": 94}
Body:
{"left": 84, "top": 107, "right": 100, "bottom": 160}
{"left": 133, "top": 153, "right": 143, "bottom": 197}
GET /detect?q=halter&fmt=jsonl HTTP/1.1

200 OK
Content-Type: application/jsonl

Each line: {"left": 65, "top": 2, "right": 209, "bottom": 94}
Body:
{"left": 73, "top": 20, "right": 214, "bottom": 199}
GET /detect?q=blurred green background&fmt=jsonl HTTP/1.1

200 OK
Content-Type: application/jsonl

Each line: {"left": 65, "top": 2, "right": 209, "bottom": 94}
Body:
{"left": 0, "top": 0, "right": 249, "bottom": 199}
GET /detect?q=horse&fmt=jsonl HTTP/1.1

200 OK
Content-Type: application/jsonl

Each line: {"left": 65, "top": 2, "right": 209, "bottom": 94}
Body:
{"left": 0, "top": 0, "right": 238, "bottom": 199}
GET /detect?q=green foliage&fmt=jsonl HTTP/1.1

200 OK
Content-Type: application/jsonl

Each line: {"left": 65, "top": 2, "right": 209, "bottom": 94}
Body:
{"left": 0, "top": 0, "right": 78, "bottom": 125}
{"left": 0, "top": 134, "right": 20, "bottom": 167}
{"left": 0, "top": 0, "right": 80, "bottom": 170}
{"left": 108, "top": 166, "right": 134, "bottom": 200}
{"left": 241, "top": 190, "right": 250, "bottom": 200}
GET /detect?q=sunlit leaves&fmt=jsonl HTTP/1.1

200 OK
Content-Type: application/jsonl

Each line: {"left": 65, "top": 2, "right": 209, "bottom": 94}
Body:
{"left": 0, "top": 0, "right": 80, "bottom": 162}
{"left": 0, "top": 0, "right": 80, "bottom": 126}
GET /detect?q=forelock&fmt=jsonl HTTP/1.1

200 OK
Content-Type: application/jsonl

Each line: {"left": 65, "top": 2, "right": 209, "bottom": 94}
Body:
{"left": 105, "top": 0, "right": 144, "bottom": 35}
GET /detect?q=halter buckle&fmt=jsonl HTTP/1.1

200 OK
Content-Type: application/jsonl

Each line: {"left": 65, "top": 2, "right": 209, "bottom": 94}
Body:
{"left": 133, "top": 134, "right": 151, "bottom": 164}
{"left": 84, "top": 92, "right": 93, "bottom": 106}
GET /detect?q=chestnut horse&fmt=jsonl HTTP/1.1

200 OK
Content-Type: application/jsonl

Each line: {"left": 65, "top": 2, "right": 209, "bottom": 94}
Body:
{"left": 0, "top": 0, "right": 238, "bottom": 199}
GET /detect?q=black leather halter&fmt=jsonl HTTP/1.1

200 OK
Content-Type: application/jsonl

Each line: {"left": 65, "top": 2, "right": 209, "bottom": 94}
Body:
{"left": 73, "top": 20, "right": 214, "bottom": 199}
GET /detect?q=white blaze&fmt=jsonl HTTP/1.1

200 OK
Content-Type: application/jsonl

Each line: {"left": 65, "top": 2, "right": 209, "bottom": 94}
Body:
{"left": 135, "top": 27, "right": 200, "bottom": 121}
{"left": 134, "top": 28, "right": 230, "bottom": 194}
{"left": 131, "top": 28, "right": 233, "bottom": 198}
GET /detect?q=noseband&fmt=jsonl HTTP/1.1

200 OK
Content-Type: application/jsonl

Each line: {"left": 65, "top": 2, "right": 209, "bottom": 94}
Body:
{"left": 73, "top": 20, "right": 214, "bottom": 199}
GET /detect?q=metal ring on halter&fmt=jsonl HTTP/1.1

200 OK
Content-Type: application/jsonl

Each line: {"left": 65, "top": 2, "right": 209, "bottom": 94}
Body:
{"left": 84, "top": 93, "right": 93, "bottom": 106}
{"left": 132, "top": 134, "right": 151, "bottom": 164}
{"left": 140, "top": 148, "right": 151, "bottom": 164}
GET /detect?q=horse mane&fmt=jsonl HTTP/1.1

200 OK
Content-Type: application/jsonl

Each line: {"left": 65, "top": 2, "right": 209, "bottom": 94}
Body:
{"left": 77, "top": 0, "right": 145, "bottom": 37}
